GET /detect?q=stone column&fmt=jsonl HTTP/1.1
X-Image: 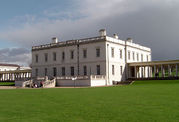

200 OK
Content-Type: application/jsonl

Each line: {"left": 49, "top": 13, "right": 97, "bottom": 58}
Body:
{"left": 161, "top": 65, "right": 164, "bottom": 77}
{"left": 135, "top": 66, "right": 137, "bottom": 78}
{"left": 176, "top": 64, "right": 178, "bottom": 77}
{"left": 168, "top": 65, "right": 171, "bottom": 77}
{"left": 154, "top": 65, "right": 156, "bottom": 77}
{"left": 144, "top": 66, "right": 146, "bottom": 78}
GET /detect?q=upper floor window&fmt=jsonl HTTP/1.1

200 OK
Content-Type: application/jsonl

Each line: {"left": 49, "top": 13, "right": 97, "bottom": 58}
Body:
{"left": 70, "top": 66, "right": 74, "bottom": 76}
{"left": 62, "top": 52, "right": 65, "bottom": 60}
{"left": 53, "top": 52, "right": 56, "bottom": 61}
{"left": 70, "top": 50, "right": 74, "bottom": 59}
{"left": 141, "top": 54, "right": 143, "bottom": 62}
{"left": 62, "top": 67, "right": 65, "bottom": 76}
{"left": 45, "top": 53, "right": 48, "bottom": 62}
{"left": 83, "top": 65, "right": 87, "bottom": 76}
{"left": 96, "top": 48, "right": 100, "bottom": 57}
{"left": 83, "top": 49, "right": 87, "bottom": 58}
{"left": 96, "top": 65, "right": 100, "bottom": 75}
{"left": 111, "top": 48, "right": 114, "bottom": 58}
{"left": 35, "top": 54, "right": 38, "bottom": 63}
{"left": 137, "top": 53, "right": 139, "bottom": 61}
{"left": 132, "top": 52, "right": 135, "bottom": 61}
{"left": 128, "top": 51, "right": 131, "bottom": 60}
{"left": 119, "top": 49, "right": 122, "bottom": 59}
{"left": 112, "top": 65, "right": 115, "bottom": 75}
{"left": 147, "top": 55, "right": 149, "bottom": 61}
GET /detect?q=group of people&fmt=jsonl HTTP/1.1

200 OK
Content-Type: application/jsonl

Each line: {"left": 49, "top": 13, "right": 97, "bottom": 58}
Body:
{"left": 31, "top": 81, "right": 44, "bottom": 88}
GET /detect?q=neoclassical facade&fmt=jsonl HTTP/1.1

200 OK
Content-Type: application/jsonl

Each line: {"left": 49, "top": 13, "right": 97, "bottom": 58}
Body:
{"left": 31, "top": 29, "right": 151, "bottom": 86}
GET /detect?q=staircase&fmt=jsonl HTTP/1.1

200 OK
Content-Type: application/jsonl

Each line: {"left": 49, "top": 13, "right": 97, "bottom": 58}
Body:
{"left": 22, "top": 80, "right": 33, "bottom": 87}
{"left": 42, "top": 78, "right": 56, "bottom": 88}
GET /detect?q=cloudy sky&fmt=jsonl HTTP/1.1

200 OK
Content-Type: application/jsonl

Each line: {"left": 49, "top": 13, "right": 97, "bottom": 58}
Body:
{"left": 0, "top": 0, "right": 179, "bottom": 66}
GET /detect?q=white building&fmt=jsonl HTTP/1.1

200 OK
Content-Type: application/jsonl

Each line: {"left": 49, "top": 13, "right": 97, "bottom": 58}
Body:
{"left": 31, "top": 29, "right": 151, "bottom": 86}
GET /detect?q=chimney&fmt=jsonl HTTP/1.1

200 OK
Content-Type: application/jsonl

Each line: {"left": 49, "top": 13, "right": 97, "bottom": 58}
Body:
{"left": 113, "top": 34, "right": 118, "bottom": 39}
{"left": 99, "top": 29, "right": 107, "bottom": 36}
{"left": 52, "top": 37, "right": 58, "bottom": 43}
{"left": 126, "top": 38, "right": 133, "bottom": 43}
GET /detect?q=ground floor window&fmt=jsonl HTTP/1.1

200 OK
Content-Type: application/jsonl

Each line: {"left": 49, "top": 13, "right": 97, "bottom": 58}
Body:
{"left": 120, "top": 66, "right": 123, "bottom": 75}
{"left": 96, "top": 65, "right": 100, "bottom": 75}
{"left": 71, "top": 67, "right": 74, "bottom": 76}
{"left": 112, "top": 65, "right": 115, "bottom": 75}
{"left": 83, "top": 66, "right": 87, "bottom": 76}
{"left": 53, "top": 67, "right": 57, "bottom": 77}
{"left": 45, "top": 68, "right": 47, "bottom": 76}
{"left": 35, "top": 68, "right": 38, "bottom": 77}
{"left": 62, "top": 67, "right": 65, "bottom": 76}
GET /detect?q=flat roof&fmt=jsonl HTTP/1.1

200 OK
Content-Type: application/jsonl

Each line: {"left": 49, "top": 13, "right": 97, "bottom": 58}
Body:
{"left": 128, "top": 60, "right": 179, "bottom": 66}
{"left": 0, "top": 63, "right": 20, "bottom": 67}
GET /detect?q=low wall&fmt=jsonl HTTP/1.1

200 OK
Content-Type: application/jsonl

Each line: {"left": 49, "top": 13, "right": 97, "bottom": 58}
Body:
{"left": 56, "top": 79, "right": 90, "bottom": 87}
{"left": 91, "top": 79, "right": 106, "bottom": 86}
{"left": 15, "top": 81, "right": 24, "bottom": 87}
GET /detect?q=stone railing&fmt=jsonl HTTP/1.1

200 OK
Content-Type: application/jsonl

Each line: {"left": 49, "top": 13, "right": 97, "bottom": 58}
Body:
{"left": 90, "top": 75, "right": 106, "bottom": 80}
{"left": 56, "top": 75, "right": 106, "bottom": 80}
{"left": 32, "top": 36, "right": 106, "bottom": 51}
{"left": 56, "top": 76, "right": 90, "bottom": 80}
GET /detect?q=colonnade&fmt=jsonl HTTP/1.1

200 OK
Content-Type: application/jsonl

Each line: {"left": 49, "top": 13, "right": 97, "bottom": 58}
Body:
{"left": 0, "top": 70, "right": 32, "bottom": 81}
{"left": 129, "top": 63, "right": 179, "bottom": 79}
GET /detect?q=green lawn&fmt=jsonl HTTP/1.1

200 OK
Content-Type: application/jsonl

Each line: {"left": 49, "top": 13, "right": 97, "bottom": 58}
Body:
{"left": 1, "top": 80, "right": 179, "bottom": 122}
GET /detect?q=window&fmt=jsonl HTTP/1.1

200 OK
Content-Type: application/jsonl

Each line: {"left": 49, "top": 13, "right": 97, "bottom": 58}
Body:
{"left": 35, "top": 68, "right": 38, "bottom": 77}
{"left": 141, "top": 54, "right": 143, "bottom": 62}
{"left": 147, "top": 55, "right": 149, "bottom": 61}
{"left": 71, "top": 67, "right": 74, "bottom": 76}
{"left": 96, "top": 65, "right": 100, "bottom": 75}
{"left": 62, "top": 52, "right": 65, "bottom": 60}
{"left": 44, "top": 68, "right": 47, "bottom": 76}
{"left": 53, "top": 52, "right": 56, "bottom": 61}
{"left": 137, "top": 53, "right": 139, "bottom": 61}
{"left": 112, "top": 65, "right": 115, "bottom": 75}
{"left": 96, "top": 48, "right": 100, "bottom": 57}
{"left": 128, "top": 51, "right": 130, "bottom": 60}
{"left": 111, "top": 48, "right": 114, "bottom": 58}
{"left": 53, "top": 67, "right": 57, "bottom": 77}
{"left": 83, "top": 66, "right": 87, "bottom": 75}
{"left": 35, "top": 54, "right": 38, "bottom": 63}
{"left": 133, "top": 52, "right": 135, "bottom": 61}
{"left": 62, "top": 67, "right": 65, "bottom": 76}
{"left": 83, "top": 49, "right": 87, "bottom": 58}
{"left": 120, "top": 66, "right": 123, "bottom": 75}
{"left": 45, "top": 53, "right": 48, "bottom": 62}
{"left": 70, "top": 50, "right": 74, "bottom": 59}
{"left": 119, "top": 49, "right": 122, "bottom": 59}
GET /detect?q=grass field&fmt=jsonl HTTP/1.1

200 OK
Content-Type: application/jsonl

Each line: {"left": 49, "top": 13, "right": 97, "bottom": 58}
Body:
{"left": 1, "top": 80, "right": 179, "bottom": 122}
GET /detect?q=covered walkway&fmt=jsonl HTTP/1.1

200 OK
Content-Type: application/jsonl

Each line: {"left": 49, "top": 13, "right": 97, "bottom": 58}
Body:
{"left": 128, "top": 60, "right": 179, "bottom": 80}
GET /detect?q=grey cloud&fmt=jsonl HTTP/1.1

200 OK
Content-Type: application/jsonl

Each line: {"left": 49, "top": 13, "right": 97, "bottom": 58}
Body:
{"left": 0, "top": 48, "right": 31, "bottom": 66}
{"left": 0, "top": 0, "right": 179, "bottom": 62}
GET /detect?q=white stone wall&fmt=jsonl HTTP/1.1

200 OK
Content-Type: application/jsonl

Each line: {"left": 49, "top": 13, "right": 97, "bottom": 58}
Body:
{"left": 32, "top": 41, "right": 107, "bottom": 77}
